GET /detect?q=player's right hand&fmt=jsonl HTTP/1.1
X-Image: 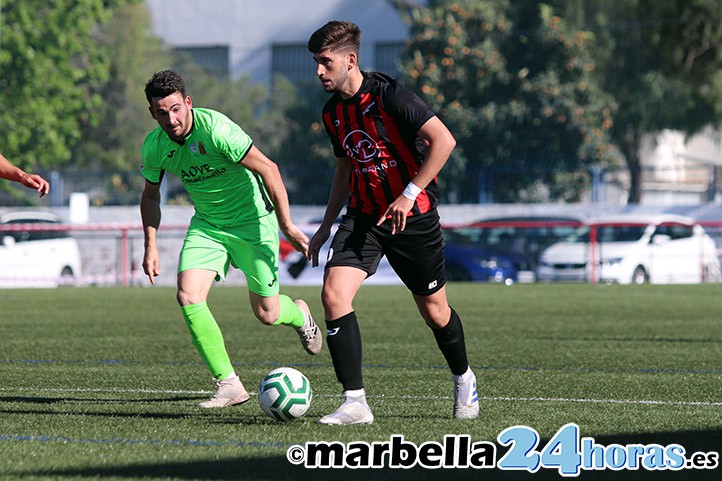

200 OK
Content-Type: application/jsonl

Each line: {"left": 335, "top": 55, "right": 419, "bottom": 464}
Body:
{"left": 142, "top": 249, "right": 160, "bottom": 285}
{"left": 281, "top": 223, "right": 309, "bottom": 257}
{"left": 307, "top": 226, "right": 331, "bottom": 268}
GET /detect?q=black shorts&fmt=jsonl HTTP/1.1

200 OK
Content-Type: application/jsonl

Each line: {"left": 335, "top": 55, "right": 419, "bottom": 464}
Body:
{"left": 325, "top": 209, "right": 446, "bottom": 296}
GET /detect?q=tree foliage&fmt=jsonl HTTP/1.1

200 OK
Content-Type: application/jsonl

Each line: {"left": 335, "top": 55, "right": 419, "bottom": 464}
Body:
{"left": 0, "top": 0, "right": 139, "bottom": 173}
{"left": 0, "top": 1, "right": 305, "bottom": 205}
{"left": 3, "top": 1, "right": 720, "bottom": 206}
{"left": 394, "top": 0, "right": 722, "bottom": 204}
{"left": 562, "top": 0, "right": 722, "bottom": 203}
{"left": 71, "top": 2, "right": 166, "bottom": 171}
{"left": 262, "top": 77, "right": 338, "bottom": 205}
{"left": 393, "top": 0, "right": 618, "bottom": 202}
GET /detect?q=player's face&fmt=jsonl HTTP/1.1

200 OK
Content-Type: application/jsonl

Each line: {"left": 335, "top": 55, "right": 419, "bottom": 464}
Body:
{"left": 149, "top": 92, "right": 193, "bottom": 142}
{"left": 313, "top": 48, "right": 353, "bottom": 94}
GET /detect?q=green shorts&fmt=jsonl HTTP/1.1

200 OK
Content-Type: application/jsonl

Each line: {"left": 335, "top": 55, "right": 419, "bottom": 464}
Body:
{"left": 178, "top": 214, "right": 280, "bottom": 296}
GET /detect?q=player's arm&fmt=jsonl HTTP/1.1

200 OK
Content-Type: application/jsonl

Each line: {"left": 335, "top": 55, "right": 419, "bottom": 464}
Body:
{"left": 140, "top": 179, "right": 162, "bottom": 285}
{"left": 308, "top": 156, "right": 351, "bottom": 267}
{"left": 0, "top": 152, "right": 50, "bottom": 197}
{"left": 411, "top": 116, "right": 456, "bottom": 193}
{"left": 377, "top": 115, "right": 456, "bottom": 234}
{"left": 241, "top": 145, "right": 309, "bottom": 256}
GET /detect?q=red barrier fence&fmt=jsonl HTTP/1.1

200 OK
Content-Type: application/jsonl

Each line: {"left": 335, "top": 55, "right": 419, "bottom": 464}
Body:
{"left": 0, "top": 223, "right": 186, "bottom": 288}
{"left": 2, "top": 219, "right": 721, "bottom": 287}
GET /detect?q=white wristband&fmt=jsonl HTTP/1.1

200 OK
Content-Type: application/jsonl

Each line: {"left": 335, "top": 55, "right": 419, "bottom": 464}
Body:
{"left": 402, "top": 182, "right": 422, "bottom": 201}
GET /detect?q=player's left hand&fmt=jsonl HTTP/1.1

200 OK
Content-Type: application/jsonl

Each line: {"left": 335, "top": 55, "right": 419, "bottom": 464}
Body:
{"left": 377, "top": 196, "right": 414, "bottom": 235}
{"left": 281, "top": 223, "right": 309, "bottom": 257}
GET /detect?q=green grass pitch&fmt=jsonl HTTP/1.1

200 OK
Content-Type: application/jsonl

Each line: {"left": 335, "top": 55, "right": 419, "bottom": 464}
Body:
{"left": 0, "top": 284, "right": 720, "bottom": 480}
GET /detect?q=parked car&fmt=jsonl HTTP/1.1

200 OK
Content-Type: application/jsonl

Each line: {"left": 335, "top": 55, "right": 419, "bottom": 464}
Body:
{"left": 0, "top": 211, "right": 82, "bottom": 288}
{"left": 442, "top": 216, "right": 582, "bottom": 283}
{"left": 443, "top": 237, "right": 533, "bottom": 284}
{"left": 537, "top": 214, "right": 721, "bottom": 284}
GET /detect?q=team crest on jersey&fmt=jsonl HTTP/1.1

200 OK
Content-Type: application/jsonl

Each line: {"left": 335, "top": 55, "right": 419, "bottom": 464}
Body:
{"left": 188, "top": 141, "right": 207, "bottom": 155}
{"left": 343, "top": 130, "right": 379, "bottom": 163}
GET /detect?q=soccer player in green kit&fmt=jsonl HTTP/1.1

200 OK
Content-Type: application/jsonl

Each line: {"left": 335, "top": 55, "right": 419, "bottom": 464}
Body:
{"left": 140, "top": 69, "right": 321, "bottom": 408}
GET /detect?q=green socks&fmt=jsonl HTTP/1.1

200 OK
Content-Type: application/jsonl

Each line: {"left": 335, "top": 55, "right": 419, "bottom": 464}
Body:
{"left": 181, "top": 301, "right": 233, "bottom": 380}
{"left": 181, "top": 296, "right": 303, "bottom": 379}
{"left": 272, "top": 295, "right": 305, "bottom": 329}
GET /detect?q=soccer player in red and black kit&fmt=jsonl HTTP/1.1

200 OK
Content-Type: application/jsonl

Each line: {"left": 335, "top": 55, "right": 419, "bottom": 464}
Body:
{"left": 307, "top": 20, "right": 479, "bottom": 425}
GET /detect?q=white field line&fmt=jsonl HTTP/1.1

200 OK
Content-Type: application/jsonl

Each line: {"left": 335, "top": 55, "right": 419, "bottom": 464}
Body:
{"left": 0, "top": 387, "right": 720, "bottom": 407}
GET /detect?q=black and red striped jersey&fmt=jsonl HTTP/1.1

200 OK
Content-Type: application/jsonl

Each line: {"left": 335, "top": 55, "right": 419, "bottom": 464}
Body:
{"left": 321, "top": 71, "right": 439, "bottom": 218}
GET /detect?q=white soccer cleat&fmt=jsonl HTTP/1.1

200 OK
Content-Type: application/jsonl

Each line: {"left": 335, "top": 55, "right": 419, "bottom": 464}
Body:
{"left": 453, "top": 369, "right": 480, "bottom": 420}
{"left": 294, "top": 299, "right": 322, "bottom": 355}
{"left": 198, "top": 375, "right": 251, "bottom": 408}
{"left": 318, "top": 397, "right": 374, "bottom": 425}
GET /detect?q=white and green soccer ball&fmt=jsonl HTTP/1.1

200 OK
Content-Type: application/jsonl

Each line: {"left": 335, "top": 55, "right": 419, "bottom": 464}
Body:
{"left": 258, "top": 367, "right": 312, "bottom": 421}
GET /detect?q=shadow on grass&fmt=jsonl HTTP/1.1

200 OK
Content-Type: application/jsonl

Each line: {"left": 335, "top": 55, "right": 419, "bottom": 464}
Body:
{"left": 0, "top": 394, "right": 207, "bottom": 421}
{"left": 0, "top": 395, "right": 203, "bottom": 404}
{"left": 11, "top": 429, "right": 720, "bottom": 481}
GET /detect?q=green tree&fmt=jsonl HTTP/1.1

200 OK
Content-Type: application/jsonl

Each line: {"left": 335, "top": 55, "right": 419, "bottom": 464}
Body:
{"left": 393, "top": 0, "right": 617, "bottom": 203}
{"left": 69, "top": 8, "right": 305, "bottom": 205}
{"left": 561, "top": 0, "right": 722, "bottom": 204}
{"left": 71, "top": 1, "right": 166, "bottom": 171}
{"left": 263, "top": 77, "right": 337, "bottom": 205}
{"left": 0, "top": 0, "right": 139, "bottom": 175}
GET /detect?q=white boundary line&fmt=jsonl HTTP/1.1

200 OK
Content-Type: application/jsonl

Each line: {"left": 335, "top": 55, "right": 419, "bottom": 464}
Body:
{"left": 1, "top": 387, "right": 720, "bottom": 407}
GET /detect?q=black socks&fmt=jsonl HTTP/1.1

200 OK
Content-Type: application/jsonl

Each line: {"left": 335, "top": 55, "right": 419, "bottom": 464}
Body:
{"left": 431, "top": 306, "right": 469, "bottom": 376}
{"left": 326, "top": 307, "right": 469, "bottom": 389}
{"left": 325, "top": 311, "right": 364, "bottom": 390}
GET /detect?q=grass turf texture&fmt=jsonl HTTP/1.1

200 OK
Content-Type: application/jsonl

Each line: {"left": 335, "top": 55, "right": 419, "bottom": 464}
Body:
{"left": 0, "top": 284, "right": 720, "bottom": 481}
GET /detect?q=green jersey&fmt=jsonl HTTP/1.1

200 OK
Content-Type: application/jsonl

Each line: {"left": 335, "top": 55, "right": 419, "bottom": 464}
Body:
{"left": 141, "top": 108, "right": 274, "bottom": 226}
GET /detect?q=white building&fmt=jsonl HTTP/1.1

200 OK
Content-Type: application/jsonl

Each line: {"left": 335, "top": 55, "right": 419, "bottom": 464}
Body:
{"left": 145, "top": 0, "right": 413, "bottom": 85}
{"left": 639, "top": 129, "right": 722, "bottom": 205}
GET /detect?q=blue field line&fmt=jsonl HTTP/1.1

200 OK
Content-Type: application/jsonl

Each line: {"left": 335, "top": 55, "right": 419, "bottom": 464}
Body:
{"left": 0, "top": 434, "right": 287, "bottom": 449}
{"left": 1, "top": 358, "right": 720, "bottom": 376}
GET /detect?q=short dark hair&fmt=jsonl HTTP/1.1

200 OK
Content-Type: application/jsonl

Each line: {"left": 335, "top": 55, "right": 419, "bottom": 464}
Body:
{"left": 307, "top": 20, "right": 361, "bottom": 55}
{"left": 144, "top": 69, "right": 186, "bottom": 105}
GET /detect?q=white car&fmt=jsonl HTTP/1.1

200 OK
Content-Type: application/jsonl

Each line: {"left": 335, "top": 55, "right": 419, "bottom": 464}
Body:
{"left": 537, "top": 214, "right": 721, "bottom": 284}
{"left": 0, "top": 211, "right": 82, "bottom": 288}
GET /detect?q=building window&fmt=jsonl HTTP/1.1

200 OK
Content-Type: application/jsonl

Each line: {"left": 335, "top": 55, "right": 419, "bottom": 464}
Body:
{"left": 272, "top": 43, "right": 314, "bottom": 85}
{"left": 174, "top": 46, "right": 229, "bottom": 77}
{"left": 375, "top": 41, "right": 405, "bottom": 75}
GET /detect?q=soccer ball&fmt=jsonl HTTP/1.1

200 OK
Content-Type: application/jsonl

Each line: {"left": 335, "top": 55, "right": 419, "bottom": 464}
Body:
{"left": 258, "top": 367, "right": 312, "bottom": 421}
